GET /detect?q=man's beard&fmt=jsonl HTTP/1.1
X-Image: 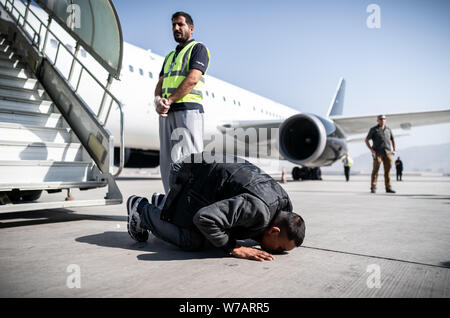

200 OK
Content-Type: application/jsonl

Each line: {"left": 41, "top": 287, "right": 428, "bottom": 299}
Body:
{"left": 174, "top": 32, "right": 188, "bottom": 43}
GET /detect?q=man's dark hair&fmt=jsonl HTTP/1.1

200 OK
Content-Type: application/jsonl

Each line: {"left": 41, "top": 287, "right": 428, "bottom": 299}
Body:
{"left": 172, "top": 11, "right": 194, "bottom": 27}
{"left": 270, "top": 211, "right": 306, "bottom": 247}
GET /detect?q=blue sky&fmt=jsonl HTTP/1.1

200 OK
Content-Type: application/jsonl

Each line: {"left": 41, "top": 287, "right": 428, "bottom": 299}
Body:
{"left": 114, "top": 0, "right": 450, "bottom": 155}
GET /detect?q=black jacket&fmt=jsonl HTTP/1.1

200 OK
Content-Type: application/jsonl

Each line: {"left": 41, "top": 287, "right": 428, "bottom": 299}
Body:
{"left": 160, "top": 153, "right": 293, "bottom": 252}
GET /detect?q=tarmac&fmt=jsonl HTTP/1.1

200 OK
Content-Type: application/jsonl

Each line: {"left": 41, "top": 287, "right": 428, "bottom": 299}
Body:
{"left": 1, "top": 170, "right": 449, "bottom": 298}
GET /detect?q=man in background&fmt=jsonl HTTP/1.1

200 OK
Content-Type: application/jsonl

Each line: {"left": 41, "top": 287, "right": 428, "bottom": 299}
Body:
{"left": 365, "top": 115, "right": 397, "bottom": 194}
{"left": 342, "top": 153, "right": 353, "bottom": 182}
{"left": 395, "top": 157, "right": 404, "bottom": 181}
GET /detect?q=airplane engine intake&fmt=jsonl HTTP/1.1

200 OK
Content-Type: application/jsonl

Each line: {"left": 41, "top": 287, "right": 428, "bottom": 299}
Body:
{"left": 279, "top": 114, "right": 347, "bottom": 167}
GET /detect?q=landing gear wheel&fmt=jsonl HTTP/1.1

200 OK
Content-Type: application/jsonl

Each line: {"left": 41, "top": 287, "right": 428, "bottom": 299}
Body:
{"left": 20, "top": 190, "right": 43, "bottom": 202}
{"left": 292, "top": 167, "right": 302, "bottom": 181}
{"left": 5, "top": 190, "right": 43, "bottom": 202}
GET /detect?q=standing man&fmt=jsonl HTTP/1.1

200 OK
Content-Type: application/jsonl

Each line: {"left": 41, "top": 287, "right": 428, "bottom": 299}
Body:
{"left": 365, "top": 115, "right": 397, "bottom": 194}
{"left": 342, "top": 153, "right": 353, "bottom": 182}
{"left": 395, "top": 157, "right": 404, "bottom": 181}
{"left": 154, "top": 12, "right": 211, "bottom": 192}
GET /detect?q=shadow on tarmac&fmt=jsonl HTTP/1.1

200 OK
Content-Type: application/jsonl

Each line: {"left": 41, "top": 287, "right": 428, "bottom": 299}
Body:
{"left": 440, "top": 261, "right": 450, "bottom": 268}
{"left": 0, "top": 209, "right": 126, "bottom": 228}
{"left": 75, "top": 231, "right": 230, "bottom": 262}
{"left": 116, "top": 177, "right": 162, "bottom": 181}
{"left": 375, "top": 194, "right": 450, "bottom": 200}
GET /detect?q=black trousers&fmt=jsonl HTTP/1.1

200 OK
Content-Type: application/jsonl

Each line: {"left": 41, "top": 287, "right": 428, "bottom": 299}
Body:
{"left": 344, "top": 167, "right": 350, "bottom": 181}
{"left": 396, "top": 170, "right": 403, "bottom": 181}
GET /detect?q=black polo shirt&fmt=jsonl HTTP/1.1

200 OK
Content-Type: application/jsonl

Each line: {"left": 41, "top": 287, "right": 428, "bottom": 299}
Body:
{"left": 367, "top": 125, "right": 395, "bottom": 155}
{"left": 160, "top": 39, "right": 210, "bottom": 113}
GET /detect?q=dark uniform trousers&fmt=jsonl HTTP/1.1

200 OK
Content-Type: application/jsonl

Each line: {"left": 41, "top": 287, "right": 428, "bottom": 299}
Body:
{"left": 371, "top": 153, "right": 393, "bottom": 189}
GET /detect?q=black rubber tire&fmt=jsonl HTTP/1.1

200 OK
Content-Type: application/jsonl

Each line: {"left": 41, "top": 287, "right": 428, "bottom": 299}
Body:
{"left": 292, "top": 167, "right": 302, "bottom": 181}
{"left": 20, "top": 190, "right": 43, "bottom": 202}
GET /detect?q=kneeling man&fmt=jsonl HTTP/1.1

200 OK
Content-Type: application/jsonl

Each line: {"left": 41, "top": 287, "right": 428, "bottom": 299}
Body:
{"left": 127, "top": 152, "right": 306, "bottom": 262}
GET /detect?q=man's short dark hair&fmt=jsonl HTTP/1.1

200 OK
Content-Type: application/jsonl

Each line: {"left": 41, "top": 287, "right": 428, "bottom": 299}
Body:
{"left": 270, "top": 211, "right": 306, "bottom": 247}
{"left": 172, "top": 11, "right": 194, "bottom": 26}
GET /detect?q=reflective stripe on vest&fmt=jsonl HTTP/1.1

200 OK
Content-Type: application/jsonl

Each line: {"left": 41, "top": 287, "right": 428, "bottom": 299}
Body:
{"left": 161, "top": 41, "right": 210, "bottom": 104}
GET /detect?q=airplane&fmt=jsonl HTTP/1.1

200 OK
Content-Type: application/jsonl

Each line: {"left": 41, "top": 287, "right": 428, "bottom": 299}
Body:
{"left": 18, "top": 7, "right": 450, "bottom": 180}
{"left": 100, "top": 41, "right": 450, "bottom": 179}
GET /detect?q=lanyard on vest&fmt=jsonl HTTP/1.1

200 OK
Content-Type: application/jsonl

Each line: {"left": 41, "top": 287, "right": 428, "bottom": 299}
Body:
{"left": 168, "top": 52, "right": 178, "bottom": 73}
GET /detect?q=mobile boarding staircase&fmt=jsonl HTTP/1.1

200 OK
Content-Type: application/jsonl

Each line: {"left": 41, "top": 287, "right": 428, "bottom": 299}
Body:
{"left": 0, "top": 0, "right": 124, "bottom": 213}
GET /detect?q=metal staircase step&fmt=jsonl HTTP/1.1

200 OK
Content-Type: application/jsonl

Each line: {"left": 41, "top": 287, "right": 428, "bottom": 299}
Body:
{"left": 0, "top": 85, "right": 47, "bottom": 101}
{"left": 0, "top": 96, "right": 54, "bottom": 114}
{"left": 0, "top": 73, "right": 38, "bottom": 89}
{"left": 0, "top": 51, "right": 21, "bottom": 62}
{"left": 0, "top": 160, "right": 94, "bottom": 184}
{"left": 0, "top": 66, "right": 30, "bottom": 79}
{"left": 0, "top": 44, "right": 12, "bottom": 53}
{"left": 0, "top": 198, "right": 121, "bottom": 213}
{"left": 0, "top": 123, "right": 72, "bottom": 143}
{"left": 0, "top": 57, "right": 24, "bottom": 68}
{"left": 0, "top": 109, "right": 63, "bottom": 127}
{"left": 0, "top": 180, "right": 108, "bottom": 192}
{"left": 0, "top": 50, "right": 19, "bottom": 60}
{"left": 0, "top": 140, "right": 83, "bottom": 162}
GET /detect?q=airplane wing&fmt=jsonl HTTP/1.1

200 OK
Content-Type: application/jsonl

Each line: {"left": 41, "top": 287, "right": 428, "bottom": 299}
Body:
{"left": 331, "top": 109, "right": 450, "bottom": 136}
{"left": 347, "top": 132, "right": 411, "bottom": 143}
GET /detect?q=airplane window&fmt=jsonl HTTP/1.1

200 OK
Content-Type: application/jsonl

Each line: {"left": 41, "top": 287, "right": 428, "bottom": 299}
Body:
{"left": 238, "top": 101, "right": 241, "bottom": 106}
{"left": 66, "top": 44, "right": 73, "bottom": 52}
{"left": 149, "top": 72, "right": 153, "bottom": 79}
{"left": 139, "top": 68, "right": 144, "bottom": 76}
{"left": 50, "top": 39, "right": 57, "bottom": 48}
{"left": 205, "top": 91, "right": 209, "bottom": 97}
{"left": 212, "top": 92, "right": 215, "bottom": 98}
{"left": 80, "top": 49, "right": 87, "bottom": 58}
{"left": 129, "top": 65, "right": 134, "bottom": 72}
{"left": 223, "top": 96, "right": 226, "bottom": 102}
{"left": 233, "top": 100, "right": 236, "bottom": 105}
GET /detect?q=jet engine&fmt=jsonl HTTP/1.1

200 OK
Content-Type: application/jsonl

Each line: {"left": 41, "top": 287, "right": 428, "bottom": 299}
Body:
{"left": 279, "top": 113, "right": 348, "bottom": 167}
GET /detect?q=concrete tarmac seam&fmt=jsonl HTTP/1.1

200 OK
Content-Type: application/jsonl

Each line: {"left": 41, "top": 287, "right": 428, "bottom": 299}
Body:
{"left": 300, "top": 245, "right": 450, "bottom": 269}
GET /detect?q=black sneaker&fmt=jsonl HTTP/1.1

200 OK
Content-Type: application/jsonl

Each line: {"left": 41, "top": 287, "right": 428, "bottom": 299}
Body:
{"left": 151, "top": 193, "right": 165, "bottom": 207}
{"left": 386, "top": 188, "right": 396, "bottom": 193}
{"left": 127, "top": 195, "right": 149, "bottom": 242}
{"left": 371, "top": 188, "right": 376, "bottom": 194}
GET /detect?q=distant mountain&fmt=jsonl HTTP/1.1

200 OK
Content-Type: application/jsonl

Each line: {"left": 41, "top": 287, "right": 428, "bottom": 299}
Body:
{"left": 324, "top": 143, "right": 450, "bottom": 174}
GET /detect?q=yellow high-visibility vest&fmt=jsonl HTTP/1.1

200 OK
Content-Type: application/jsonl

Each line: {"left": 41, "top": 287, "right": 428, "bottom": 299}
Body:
{"left": 344, "top": 156, "right": 353, "bottom": 167}
{"left": 161, "top": 41, "right": 210, "bottom": 104}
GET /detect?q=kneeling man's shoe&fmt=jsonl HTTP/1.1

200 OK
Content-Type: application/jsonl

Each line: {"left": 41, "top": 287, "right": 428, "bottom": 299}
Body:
{"left": 386, "top": 188, "right": 396, "bottom": 193}
{"left": 127, "top": 195, "right": 149, "bottom": 242}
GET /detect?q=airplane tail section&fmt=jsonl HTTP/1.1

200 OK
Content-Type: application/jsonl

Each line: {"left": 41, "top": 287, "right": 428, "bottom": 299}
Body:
{"left": 327, "top": 77, "right": 346, "bottom": 117}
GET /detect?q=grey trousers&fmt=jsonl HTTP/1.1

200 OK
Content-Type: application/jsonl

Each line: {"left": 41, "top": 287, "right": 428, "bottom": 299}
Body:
{"left": 139, "top": 195, "right": 209, "bottom": 251}
{"left": 159, "top": 110, "right": 204, "bottom": 193}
